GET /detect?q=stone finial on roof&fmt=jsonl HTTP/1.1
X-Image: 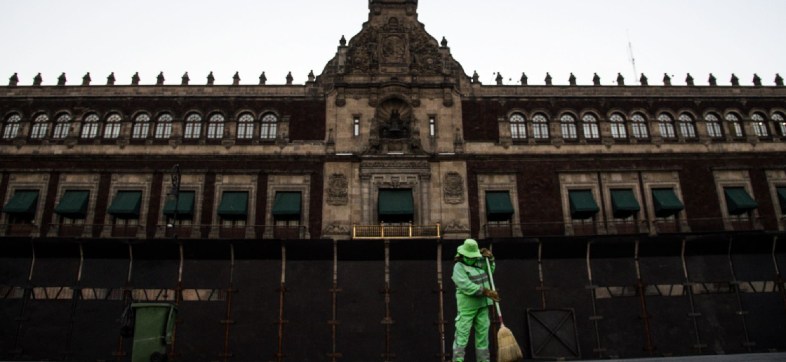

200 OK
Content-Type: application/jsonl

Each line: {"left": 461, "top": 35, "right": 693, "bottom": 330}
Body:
{"left": 82, "top": 72, "right": 91, "bottom": 86}
{"left": 233, "top": 72, "right": 240, "bottom": 86}
{"left": 495, "top": 72, "right": 503, "bottom": 85}
{"left": 520, "top": 72, "right": 528, "bottom": 86}
{"left": 545, "top": 72, "right": 552, "bottom": 86}
{"left": 752, "top": 73, "right": 762, "bottom": 87}
{"left": 441, "top": 36, "right": 448, "bottom": 47}
{"left": 685, "top": 73, "right": 694, "bottom": 86}
{"left": 181, "top": 72, "right": 190, "bottom": 86}
{"left": 592, "top": 73, "right": 600, "bottom": 86}
{"left": 308, "top": 70, "right": 315, "bottom": 83}
{"left": 663, "top": 73, "right": 671, "bottom": 86}
{"left": 286, "top": 71, "right": 294, "bottom": 85}
{"left": 471, "top": 71, "right": 479, "bottom": 84}
{"left": 640, "top": 73, "right": 648, "bottom": 86}
{"left": 617, "top": 73, "right": 625, "bottom": 86}
{"left": 156, "top": 72, "right": 165, "bottom": 86}
{"left": 57, "top": 72, "right": 67, "bottom": 86}
{"left": 33, "top": 73, "right": 43, "bottom": 86}
{"left": 207, "top": 71, "right": 215, "bottom": 86}
{"left": 107, "top": 72, "right": 116, "bottom": 86}
{"left": 568, "top": 73, "right": 576, "bottom": 86}
{"left": 131, "top": 72, "right": 140, "bottom": 85}
{"left": 776, "top": 73, "right": 784, "bottom": 87}
{"left": 708, "top": 73, "right": 717, "bottom": 87}
{"left": 730, "top": 73, "right": 739, "bottom": 87}
{"left": 9, "top": 73, "right": 19, "bottom": 87}
{"left": 259, "top": 72, "right": 267, "bottom": 85}
{"left": 340, "top": 35, "right": 347, "bottom": 46}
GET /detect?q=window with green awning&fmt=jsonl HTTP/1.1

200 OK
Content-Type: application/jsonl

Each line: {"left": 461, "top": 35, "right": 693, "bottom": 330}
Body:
{"left": 568, "top": 189, "right": 599, "bottom": 220}
{"left": 163, "top": 191, "right": 195, "bottom": 218}
{"left": 107, "top": 191, "right": 142, "bottom": 217}
{"left": 272, "top": 192, "right": 301, "bottom": 218}
{"left": 217, "top": 191, "right": 248, "bottom": 219}
{"left": 54, "top": 190, "right": 89, "bottom": 218}
{"left": 486, "top": 191, "right": 514, "bottom": 221}
{"left": 611, "top": 189, "right": 641, "bottom": 218}
{"left": 378, "top": 189, "right": 413, "bottom": 221}
{"left": 724, "top": 187, "right": 758, "bottom": 215}
{"left": 651, "top": 188, "right": 684, "bottom": 217}
{"left": 3, "top": 190, "right": 39, "bottom": 215}
{"left": 777, "top": 187, "right": 786, "bottom": 214}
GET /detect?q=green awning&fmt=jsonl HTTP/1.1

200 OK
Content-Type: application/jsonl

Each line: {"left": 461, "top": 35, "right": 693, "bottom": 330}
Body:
{"left": 611, "top": 189, "right": 641, "bottom": 218}
{"left": 217, "top": 191, "right": 248, "bottom": 218}
{"left": 54, "top": 190, "right": 89, "bottom": 217}
{"left": 568, "top": 190, "right": 599, "bottom": 220}
{"left": 724, "top": 187, "right": 758, "bottom": 215}
{"left": 651, "top": 188, "right": 684, "bottom": 217}
{"left": 3, "top": 190, "right": 39, "bottom": 215}
{"left": 486, "top": 191, "right": 514, "bottom": 220}
{"left": 378, "top": 189, "right": 414, "bottom": 216}
{"left": 107, "top": 191, "right": 142, "bottom": 217}
{"left": 163, "top": 191, "right": 195, "bottom": 217}
{"left": 778, "top": 187, "right": 786, "bottom": 214}
{"left": 272, "top": 192, "right": 301, "bottom": 217}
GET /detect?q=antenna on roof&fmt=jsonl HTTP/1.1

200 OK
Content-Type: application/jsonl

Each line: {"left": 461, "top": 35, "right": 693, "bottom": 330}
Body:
{"left": 627, "top": 29, "right": 638, "bottom": 85}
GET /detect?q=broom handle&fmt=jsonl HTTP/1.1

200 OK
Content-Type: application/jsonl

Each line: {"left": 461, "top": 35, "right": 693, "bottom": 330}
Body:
{"left": 484, "top": 256, "right": 505, "bottom": 325}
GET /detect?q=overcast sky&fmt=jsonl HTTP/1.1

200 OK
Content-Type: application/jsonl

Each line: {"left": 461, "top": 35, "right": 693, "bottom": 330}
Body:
{"left": 1, "top": 0, "right": 783, "bottom": 87}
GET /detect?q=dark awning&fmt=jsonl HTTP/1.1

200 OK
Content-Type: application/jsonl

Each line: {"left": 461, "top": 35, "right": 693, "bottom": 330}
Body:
{"left": 378, "top": 189, "right": 413, "bottom": 216}
{"left": 778, "top": 187, "right": 786, "bottom": 214}
{"left": 724, "top": 187, "right": 758, "bottom": 215}
{"left": 611, "top": 189, "right": 641, "bottom": 218}
{"left": 217, "top": 191, "right": 248, "bottom": 218}
{"left": 651, "top": 188, "right": 684, "bottom": 217}
{"left": 107, "top": 191, "right": 142, "bottom": 217}
{"left": 568, "top": 190, "right": 599, "bottom": 220}
{"left": 486, "top": 191, "right": 514, "bottom": 220}
{"left": 163, "top": 191, "right": 195, "bottom": 217}
{"left": 3, "top": 190, "right": 39, "bottom": 215}
{"left": 272, "top": 192, "right": 302, "bottom": 217}
{"left": 54, "top": 190, "right": 89, "bottom": 217}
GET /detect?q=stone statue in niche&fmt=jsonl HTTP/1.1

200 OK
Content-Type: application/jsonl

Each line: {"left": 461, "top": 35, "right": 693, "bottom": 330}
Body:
{"left": 380, "top": 109, "right": 409, "bottom": 139}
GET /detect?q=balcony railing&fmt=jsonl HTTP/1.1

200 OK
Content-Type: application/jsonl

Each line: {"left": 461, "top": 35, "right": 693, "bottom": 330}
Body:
{"left": 352, "top": 223, "right": 442, "bottom": 239}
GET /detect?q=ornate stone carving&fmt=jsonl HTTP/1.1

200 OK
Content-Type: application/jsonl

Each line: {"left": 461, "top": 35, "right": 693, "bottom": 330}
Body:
{"left": 327, "top": 173, "right": 349, "bottom": 205}
{"left": 443, "top": 172, "right": 465, "bottom": 204}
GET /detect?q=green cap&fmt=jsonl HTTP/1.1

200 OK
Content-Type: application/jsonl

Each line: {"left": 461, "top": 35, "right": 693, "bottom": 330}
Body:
{"left": 457, "top": 238, "right": 482, "bottom": 258}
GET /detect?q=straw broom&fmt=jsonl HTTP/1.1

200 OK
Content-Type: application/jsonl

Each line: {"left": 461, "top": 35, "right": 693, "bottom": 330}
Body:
{"left": 485, "top": 256, "right": 523, "bottom": 362}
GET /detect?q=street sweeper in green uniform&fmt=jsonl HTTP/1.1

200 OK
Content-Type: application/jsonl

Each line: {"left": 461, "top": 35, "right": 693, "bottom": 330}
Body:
{"left": 452, "top": 238, "right": 500, "bottom": 362}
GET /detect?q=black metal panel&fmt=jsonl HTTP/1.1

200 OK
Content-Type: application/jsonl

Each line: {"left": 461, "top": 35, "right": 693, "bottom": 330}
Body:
{"left": 527, "top": 309, "right": 580, "bottom": 359}
{"left": 70, "top": 299, "right": 126, "bottom": 361}
{"left": 229, "top": 259, "right": 280, "bottom": 361}
{"left": 492, "top": 258, "right": 540, "bottom": 361}
{"left": 284, "top": 260, "right": 333, "bottom": 361}
{"left": 390, "top": 260, "right": 441, "bottom": 361}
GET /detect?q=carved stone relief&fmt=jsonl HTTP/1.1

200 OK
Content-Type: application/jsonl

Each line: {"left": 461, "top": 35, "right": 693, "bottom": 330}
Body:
{"left": 327, "top": 173, "right": 349, "bottom": 205}
{"left": 443, "top": 172, "right": 465, "bottom": 204}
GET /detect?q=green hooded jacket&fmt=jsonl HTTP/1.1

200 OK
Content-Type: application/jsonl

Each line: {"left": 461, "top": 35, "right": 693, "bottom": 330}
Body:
{"left": 452, "top": 257, "right": 496, "bottom": 311}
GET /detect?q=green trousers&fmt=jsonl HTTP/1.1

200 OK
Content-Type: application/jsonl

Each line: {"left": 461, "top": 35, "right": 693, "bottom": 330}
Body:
{"left": 452, "top": 305, "right": 491, "bottom": 362}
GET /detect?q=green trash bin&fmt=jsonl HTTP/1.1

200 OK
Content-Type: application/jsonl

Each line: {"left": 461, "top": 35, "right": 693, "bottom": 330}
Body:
{"left": 130, "top": 303, "right": 178, "bottom": 362}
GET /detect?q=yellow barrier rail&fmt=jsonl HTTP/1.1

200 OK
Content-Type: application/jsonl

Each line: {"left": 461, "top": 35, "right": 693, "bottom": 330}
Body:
{"left": 352, "top": 223, "right": 441, "bottom": 239}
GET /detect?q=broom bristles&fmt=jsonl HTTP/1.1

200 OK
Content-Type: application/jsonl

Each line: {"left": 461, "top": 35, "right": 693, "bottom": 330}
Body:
{"left": 497, "top": 324, "right": 523, "bottom": 362}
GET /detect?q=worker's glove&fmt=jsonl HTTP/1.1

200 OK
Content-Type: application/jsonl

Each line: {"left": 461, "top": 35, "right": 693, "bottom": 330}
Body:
{"left": 482, "top": 288, "right": 500, "bottom": 302}
{"left": 480, "top": 248, "right": 494, "bottom": 259}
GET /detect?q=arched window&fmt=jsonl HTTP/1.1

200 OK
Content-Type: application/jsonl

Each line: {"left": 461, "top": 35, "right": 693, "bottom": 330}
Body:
{"left": 207, "top": 114, "right": 225, "bottom": 139}
{"left": 132, "top": 114, "right": 151, "bottom": 139}
{"left": 630, "top": 113, "right": 649, "bottom": 139}
{"left": 52, "top": 114, "right": 71, "bottom": 139}
{"left": 658, "top": 113, "right": 676, "bottom": 138}
{"left": 751, "top": 113, "right": 769, "bottom": 137}
{"left": 560, "top": 114, "right": 577, "bottom": 139}
{"left": 610, "top": 113, "right": 627, "bottom": 139}
{"left": 509, "top": 113, "right": 527, "bottom": 139}
{"left": 81, "top": 114, "right": 100, "bottom": 139}
{"left": 773, "top": 113, "right": 786, "bottom": 137}
{"left": 155, "top": 114, "right": 173, "bottom": 139}
{"left": 184, "top": 114, "right": 202, "bottom": 139}
{"left": 30, "top": 114, "right": 50, "bottom": 139}
{"left": 704, "top": 113, "right": 723, "bottom": 139}
{"left": 532, "top": 114, "right": 549, "bottom": 139}
{"left": 260, "top": 113, "right": 278, "bottom": 140}
{"left": 582, "top": 114, "right": 599, "bottom": 139}
{"left": 725, "top": 113, "right": 744, "bottom": 138}
{"left": 3, "top": 114, "right": 22, "bottom": 139}
{"left": 677, "top": 113, "right": 696, "bottom": 139}
{"left": 237, "top": 113, "right": 255, "bottom": 139}
{"left": 103, "top": 114, "right": 122, "bottom": 139}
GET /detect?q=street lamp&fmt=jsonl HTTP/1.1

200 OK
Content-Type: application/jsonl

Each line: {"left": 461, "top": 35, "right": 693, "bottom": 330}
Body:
{"left": 166, "top": 164, "right": 181, "bottom": 233}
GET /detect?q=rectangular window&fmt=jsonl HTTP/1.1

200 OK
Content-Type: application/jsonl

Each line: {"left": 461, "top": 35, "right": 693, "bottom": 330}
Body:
{"left": 429, "top": 117, "right": 436, "bottom": 137}
{"left": 706, "top": 122, "right": 723, "bottom": 138}
{"left": 353, "top": 117, "right": 360, "bottom": 137}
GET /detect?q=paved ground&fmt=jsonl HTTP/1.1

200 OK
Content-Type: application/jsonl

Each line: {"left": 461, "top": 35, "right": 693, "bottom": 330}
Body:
{"left": 576, "top": 352, "right": 786, "bottom": 361}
